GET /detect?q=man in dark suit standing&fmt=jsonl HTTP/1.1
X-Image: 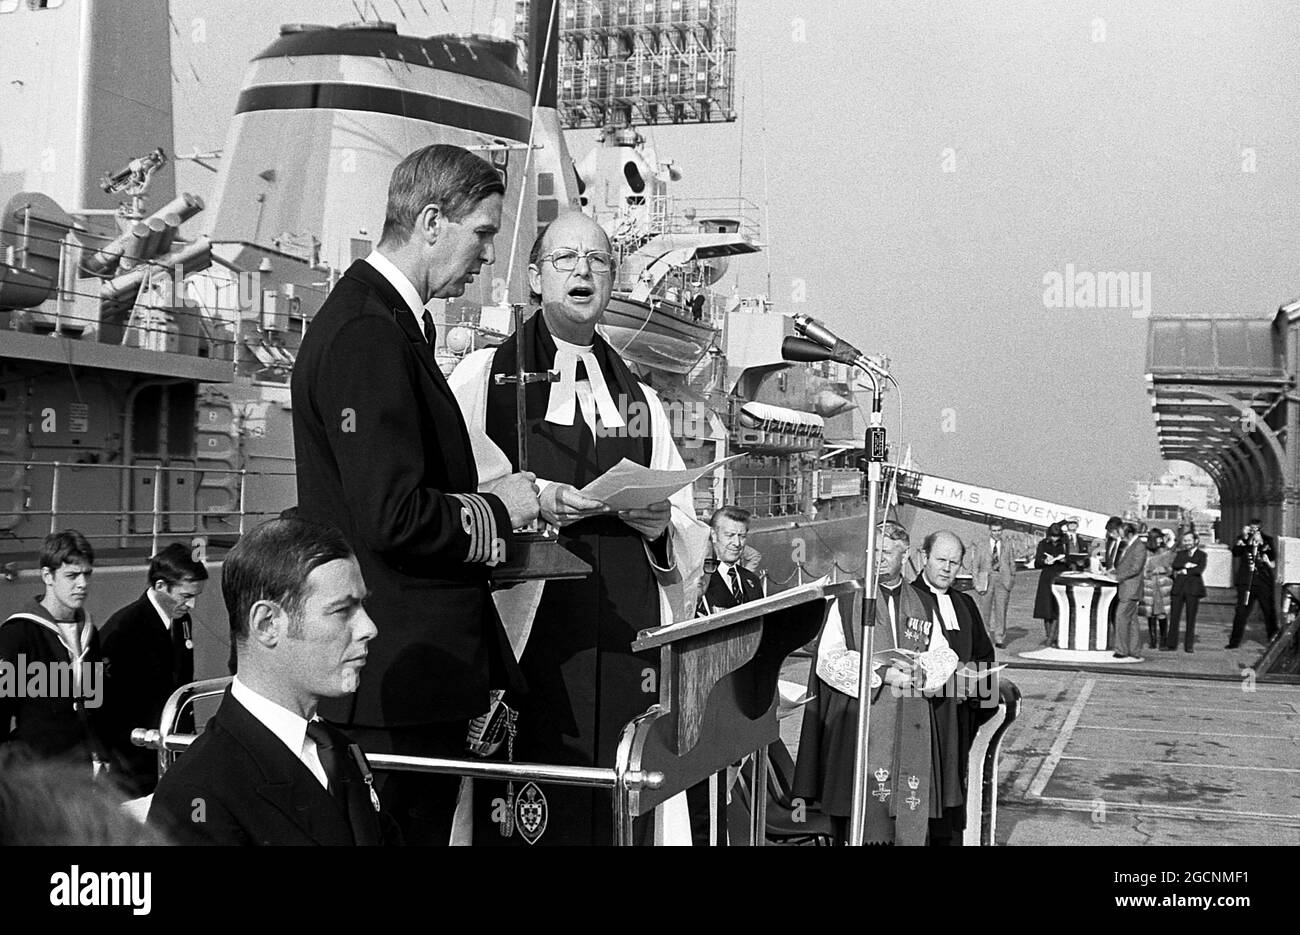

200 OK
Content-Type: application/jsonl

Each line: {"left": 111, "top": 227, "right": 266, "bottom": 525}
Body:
{"left": 1062, "top": 516, "right": 1090, "bottom": 571}
{"left": 148, "top": 518, "right": 399, "bottom": 845}
{"left": 696, "top": 506, "right": 764, "bottom": 615}
{"left": 101, "top": 543, "right": 208, "bottom": 796}
{"left": 1227, "top": 518, "right": 1278, "bottom": 649}
{"left": 292, "top": 144, "right": 539, "bottom": 844}
{"left": 1166, "top": 530, "right": 1207, "bottom": 653}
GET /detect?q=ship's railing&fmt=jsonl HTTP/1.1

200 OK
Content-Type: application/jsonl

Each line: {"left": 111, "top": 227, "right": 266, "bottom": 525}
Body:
{"left": 720, "top": 473, "right": 805, "bottom": 519}
{"left": 646, "top": 195, "right": 763, "bottom": 241}
{"left": 0, "top": 459, "right": 294, "bottom": 555}
{"left": 0, "top": 221, "right": 245, "bottom": 360}
{"left": 3, "top": 289, "right": 242, "bottom": 361}
{"left": 608, "top": 194, "right": 762, "bottom": 265}
{"left": 134, "top": 677, "right": 665, "bottom": 845}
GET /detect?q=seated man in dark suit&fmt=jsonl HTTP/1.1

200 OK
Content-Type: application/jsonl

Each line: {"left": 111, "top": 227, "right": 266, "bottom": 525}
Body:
{"left": 696, "top": 505, "right": 765, "bottom": 615}
{"left": 101, "top": 543, "right": 208, "bottom": 796}
{"left": 689, "top": 505, "right": 765, "bottom": 843}
{"left": 148, "top": 518, "right": 399, "bottom": 845}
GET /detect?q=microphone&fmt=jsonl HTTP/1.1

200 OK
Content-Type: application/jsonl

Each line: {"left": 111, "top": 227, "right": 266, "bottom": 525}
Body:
{"left": 788, "top": 314, "right": 890, "bottom": 379}
{"left": 781, "top": 336, "right": 832, "bottom": 362}
{"left": 791, "top": 314, "right": 866, "bottom": 366}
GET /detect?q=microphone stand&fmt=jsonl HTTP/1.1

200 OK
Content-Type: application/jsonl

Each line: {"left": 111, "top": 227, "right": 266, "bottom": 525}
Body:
{"left": 848, "top": 361, "right": 886, "bottom": 846}
{"left": 780, "top": 329, "right": 893, "bottom": 844}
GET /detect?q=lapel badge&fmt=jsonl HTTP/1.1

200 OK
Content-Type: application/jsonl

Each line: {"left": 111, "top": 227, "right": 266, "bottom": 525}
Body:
{"left": 514, "top": 781, "right": 548, "bottom": 845}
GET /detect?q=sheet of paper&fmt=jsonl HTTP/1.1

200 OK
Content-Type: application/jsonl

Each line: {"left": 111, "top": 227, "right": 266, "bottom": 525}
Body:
{"left": 579, "top": 454, "right": 743, "bottom": 511}
{"left": 871, "top": 647, "right": 921, "bottom": 664}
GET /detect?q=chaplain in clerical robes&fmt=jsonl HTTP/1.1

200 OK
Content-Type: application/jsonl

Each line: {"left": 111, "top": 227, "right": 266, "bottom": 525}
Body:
{"left": 910, "top": 530, "right": 998, "bottom": 846}
{"left": 794, "top": 521, "right": 959, "bottom": 845}
{"left": 449, "top": 211, "right": 708, "bottom": 845}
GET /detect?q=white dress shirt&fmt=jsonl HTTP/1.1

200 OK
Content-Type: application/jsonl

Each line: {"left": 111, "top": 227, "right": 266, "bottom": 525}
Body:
{"left": 364, "top": 250, "right": 430, "bottom": 338}
{"left": 230, "top": 677, "right": 330, "bottom": 790}
{"left": 145, "top": 588, "right": 173, "bottom": 632}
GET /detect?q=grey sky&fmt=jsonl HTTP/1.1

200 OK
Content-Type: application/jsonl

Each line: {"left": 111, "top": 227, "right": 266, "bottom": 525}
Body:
{"left": 168, "top": 0, "right": 1300, "bottom": 514}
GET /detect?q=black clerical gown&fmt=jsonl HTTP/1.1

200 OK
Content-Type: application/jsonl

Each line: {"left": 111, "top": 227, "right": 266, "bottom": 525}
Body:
{"left": 910, "top": 577, "right": 997, "bottom": 843}
{"left": 473, "top": 312, "right": 664, "bottom": 846}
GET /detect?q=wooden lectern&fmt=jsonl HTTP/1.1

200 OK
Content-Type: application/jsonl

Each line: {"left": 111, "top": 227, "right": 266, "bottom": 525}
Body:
{"left": 616, "top": 578, "right": 860, "bottom": 845}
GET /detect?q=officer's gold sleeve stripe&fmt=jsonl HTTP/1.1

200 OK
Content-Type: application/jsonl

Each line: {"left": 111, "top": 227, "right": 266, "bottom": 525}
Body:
{"left": 466, "top": 494, "right": 491, "bottom": 562}
{"left": 449, "top": 494, "right": 484, "bottom": 562}
{"left": 469, "top": 493, "right": 498, "bottom": 553}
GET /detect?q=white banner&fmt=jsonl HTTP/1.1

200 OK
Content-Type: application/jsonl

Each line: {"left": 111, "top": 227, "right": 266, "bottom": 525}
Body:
{"left": 914, "top": 475, "right": 1110, "bottom": 539}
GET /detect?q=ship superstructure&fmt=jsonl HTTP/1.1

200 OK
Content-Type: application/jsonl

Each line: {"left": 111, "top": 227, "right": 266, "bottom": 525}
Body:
{"left": 0, "top": 0, "right": 877, "bottom": 596}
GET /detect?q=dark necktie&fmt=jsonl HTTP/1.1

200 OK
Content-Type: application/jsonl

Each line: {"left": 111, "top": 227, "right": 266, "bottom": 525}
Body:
{"left": 306, "top": 720, "right": 344, "bottom": 801}
{"left": 421, "top": 309, "right": 435, "bottom": 346}
{"left": 728, "top": 565, "right": 743, "bottom": 602}
{"left": 992, "top": 541, "right": 1000, "bottom": 569}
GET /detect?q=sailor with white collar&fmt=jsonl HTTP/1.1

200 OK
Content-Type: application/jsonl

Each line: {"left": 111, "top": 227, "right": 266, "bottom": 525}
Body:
{"left": 0, "top": 530, "right": 111, "bottom": 774}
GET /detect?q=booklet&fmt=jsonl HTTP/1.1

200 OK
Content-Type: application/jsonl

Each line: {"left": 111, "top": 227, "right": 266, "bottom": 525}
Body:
{"left": 580, "top": 454, "right": 744, "bottom": 511}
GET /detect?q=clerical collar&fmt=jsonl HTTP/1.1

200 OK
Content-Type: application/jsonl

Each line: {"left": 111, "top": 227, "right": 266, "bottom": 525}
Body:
{"left": 921, "top": 572, "right": 947, "bottom": 595}
{"left": 545, "top": 333, "right": 625, "bottom": 428}
{"left": 552, "top": 334, "right": 594, "bottom": 354}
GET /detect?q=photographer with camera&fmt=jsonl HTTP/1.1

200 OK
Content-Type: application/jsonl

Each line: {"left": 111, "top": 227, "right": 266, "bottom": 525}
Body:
{"left": 1227, "top": 518, "right": 1278, "bottom": 649}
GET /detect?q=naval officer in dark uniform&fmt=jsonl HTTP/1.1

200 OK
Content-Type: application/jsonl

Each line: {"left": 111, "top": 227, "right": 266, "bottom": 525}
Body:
{"left": 292, "top": 144, "right": 538, "bottom": 844}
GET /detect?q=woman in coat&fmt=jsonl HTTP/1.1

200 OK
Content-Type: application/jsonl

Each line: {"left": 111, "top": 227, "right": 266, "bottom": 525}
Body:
{"left": 1032, "top": 522, "right": 1067, "bottom": 644}
{"left": 1140, "top": 529, "right": 1174, "bottom": 649}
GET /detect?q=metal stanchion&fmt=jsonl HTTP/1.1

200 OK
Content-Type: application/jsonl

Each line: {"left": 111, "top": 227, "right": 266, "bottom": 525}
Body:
{"left": 848, "top": 370, "right": 886, "bottom": 847}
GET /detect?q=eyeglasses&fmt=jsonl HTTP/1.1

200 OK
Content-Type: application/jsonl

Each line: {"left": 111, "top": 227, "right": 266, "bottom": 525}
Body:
{"left": 540, "top": 248, "right": 615, "bottom": 273}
